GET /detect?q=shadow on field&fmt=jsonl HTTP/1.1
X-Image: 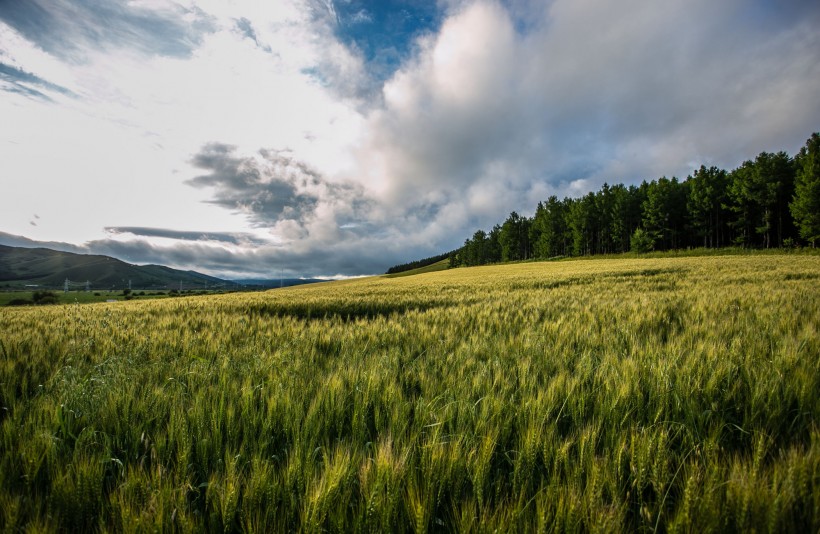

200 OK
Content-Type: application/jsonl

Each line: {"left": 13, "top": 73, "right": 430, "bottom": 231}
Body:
{"left": 783, "top": 272, "right": 819, "bottom": 281}
{"left": 511, "top": 268, "right": 686, "bottom": 292}
{"left": 246, "top": 300, "right": 453, "bottom": 321}
{"left": 605, "top": 267, "right": 686, "bottom": 292}
{"left": 509, "top": 276, "right": 593, "bottom": 291}
{"left": 605, "top": 267, "right": 686, "bottom": 280}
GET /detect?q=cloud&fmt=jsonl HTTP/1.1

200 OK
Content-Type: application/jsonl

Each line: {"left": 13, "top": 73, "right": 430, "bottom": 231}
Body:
{"left": 0, "top": 232, "right": 86, "bottom": 254}
{"left": 187, "top": 144, "right": 319, "bottom": 227}
{"left": 0, "top": 62, "right": 78, "bottom": 101}
{"left": 0, "top": 0, "right": 213, "bottom": 63}
{"left": 0, "top": 0, "right": 369, "bottom": 244}
{"left": 93, "top": 233, "right": 431, "bottom": 278}
{"left": 186, "top": 143, "right": 372, "bottom": 241}
{"left": 2, "top": 0, "right": 820, "bottom": 278}
{"left": 108, "top": 1, "right": 820, "bottom": 275}
{"left": 104, "top": 226, "right": 269, "bottom": 246}
{"left": 350, "top": 10, "right": 373, "bottom": 25}
{"left": 234, "top": 17, "right": 258, "bottom": 43}
{"left": 534, "top": 0, "right": 820, "bottom": 172}
{"left": 350, "top": 0, "right": 820, "bottom": 231}
{"left": 349, "top": 0, "right": 549, "bottom": 239}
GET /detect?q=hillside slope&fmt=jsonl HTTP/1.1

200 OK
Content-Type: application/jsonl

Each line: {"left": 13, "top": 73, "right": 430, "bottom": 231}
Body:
{"left": 0, "top": 244, "right": 227, "bottom": 289}
{"left": 383, "top": 258, "right": 450, "bottom": 277}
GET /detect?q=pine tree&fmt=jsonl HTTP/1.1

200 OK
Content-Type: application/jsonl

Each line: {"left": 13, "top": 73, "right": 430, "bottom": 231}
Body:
{"left": 791, "top": 133, "right": 820, "bottom": 247}
{"left": 687, "top": 166, "right": 729, "bottom": 248}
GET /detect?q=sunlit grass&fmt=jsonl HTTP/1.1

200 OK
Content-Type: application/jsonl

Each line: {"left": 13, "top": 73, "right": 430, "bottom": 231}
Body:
{"left": 1, "top": 254, "right": 818, "bottom": 531}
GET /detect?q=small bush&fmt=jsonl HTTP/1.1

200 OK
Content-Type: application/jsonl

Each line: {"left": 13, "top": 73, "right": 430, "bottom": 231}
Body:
{"left": 31, "top": 291, "right": 59, "bottom": 305}
{"left": 631, "top": 228, "right": 655, "bottom": 253}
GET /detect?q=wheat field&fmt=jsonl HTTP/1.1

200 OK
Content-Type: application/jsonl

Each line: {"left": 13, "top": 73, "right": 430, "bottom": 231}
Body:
{"left": 1, "top": 254, "right": 818, "bottom": 532}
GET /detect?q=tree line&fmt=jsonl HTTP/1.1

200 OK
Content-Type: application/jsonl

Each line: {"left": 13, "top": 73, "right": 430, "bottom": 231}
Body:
{"left": 449, "top": 132, "right": 820, "bottom": 267}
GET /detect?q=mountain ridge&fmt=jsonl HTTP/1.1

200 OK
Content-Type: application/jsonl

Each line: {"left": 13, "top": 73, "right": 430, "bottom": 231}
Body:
{"left": 0, "top": 244, "right": 229, "bottom": 289}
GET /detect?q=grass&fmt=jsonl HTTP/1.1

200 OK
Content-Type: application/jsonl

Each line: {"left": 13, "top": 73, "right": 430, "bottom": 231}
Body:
{"left": 383, "top": 259, "right": 451, "bottom": 278}
{"left": 0, "top": 254, "right": 818, "bottom": 532}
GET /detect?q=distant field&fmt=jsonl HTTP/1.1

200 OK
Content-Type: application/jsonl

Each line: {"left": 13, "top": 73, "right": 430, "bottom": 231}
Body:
{"left": 1, "top": 255, "right": 818, "bottom": 531}
{"left": 0, "top": 289, "right": 235, "bottom": 307}
{"left": 0, "top": 291, "right": 152, "bottom": 306}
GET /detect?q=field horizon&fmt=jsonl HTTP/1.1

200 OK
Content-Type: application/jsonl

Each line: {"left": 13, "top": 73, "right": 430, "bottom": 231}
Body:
{"left": 1, "top": 253, "right": 818, "bottom": 532}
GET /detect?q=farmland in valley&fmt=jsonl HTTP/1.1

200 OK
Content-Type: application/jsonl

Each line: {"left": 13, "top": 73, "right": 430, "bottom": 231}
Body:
{"left": 1, "top": 254, "right": 818, "bottom": 532}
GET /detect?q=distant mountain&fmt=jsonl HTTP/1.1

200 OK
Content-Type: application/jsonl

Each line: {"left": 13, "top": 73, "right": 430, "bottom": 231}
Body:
{"left": 0, "top": 244, "right": 229, "bottom": 290}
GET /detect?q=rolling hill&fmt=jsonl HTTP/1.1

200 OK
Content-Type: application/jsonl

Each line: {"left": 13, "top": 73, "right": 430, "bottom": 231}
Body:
{"left": 0, "top": 244, "right": 228, "bottom": 289}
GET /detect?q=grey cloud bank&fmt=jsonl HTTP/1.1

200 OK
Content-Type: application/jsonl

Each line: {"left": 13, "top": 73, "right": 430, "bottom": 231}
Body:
{"left": 187, "top": 144, "right": 374, "bottom": 242}
{"left": 104, "top": 227, "right": 269, "bottom": 247}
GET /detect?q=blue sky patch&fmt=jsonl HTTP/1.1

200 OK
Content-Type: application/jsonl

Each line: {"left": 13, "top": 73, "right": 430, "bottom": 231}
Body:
{"left": 330, "top": 0, "right": 441, "bottom": 78}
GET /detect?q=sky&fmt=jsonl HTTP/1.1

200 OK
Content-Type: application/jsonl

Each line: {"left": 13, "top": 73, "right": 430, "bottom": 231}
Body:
{"left": 1, "top": 0, "right": 819, "bottom": 279}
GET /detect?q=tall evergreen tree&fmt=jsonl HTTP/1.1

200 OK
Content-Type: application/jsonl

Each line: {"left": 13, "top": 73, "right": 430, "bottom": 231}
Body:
{"left": 728, "top": 161, "right": 759, "bottom": 247}
{"left": 687, "top": 165, "right": 730, "bottom": 248}
{"left": 568, "top": 194, "right": 596, "bottom": 256}
{"left": 530, "top": 201, "right": 547, "bottom": 259}
{"left": 642, "top": 177, "right": 688, "bottom": 250}
{"left": 500, "top": 212, "right": 531, "bottom": 261}
{"left": 464, "top": 230, "right": 488, "bottom": 266}
{"left": 791, "top": 133, "right": 820, "bottom": 247}
{"left": 531, "top": 196, "right": 569, "bottom": 258}
{"left": 729, "top": 152, "right": 795, "bottom": 248}
{"left": 611, "top": 183, "right": 648, "bottom": 253}
{"left": 595, "top": 183, "right": 615, "bottom": 254}
{"left": 756, "top": 151, "right": 795, "bottom": 248}
{"left": 610, "top": 184, "right": 630, "bottom": 253}
{"left": 487, "top": 225, "right": 503, "bottom": 263}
